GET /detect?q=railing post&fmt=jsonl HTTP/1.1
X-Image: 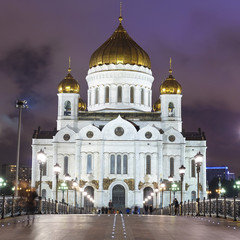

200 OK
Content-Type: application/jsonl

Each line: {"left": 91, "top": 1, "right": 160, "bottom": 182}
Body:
{"left": 1, "top": 194, "right": 5, "bottom": 219}
{"left": 191, "top": 199, "right": 193, "bottom": 216}
{"left": 224, "top": 196, "right": 226, "bottom": 219}
{"left": 209, "top": 196, "right": 212, "bottom": 217}
{"left": 187, "top": 200, "right": 189, "bottom": 215}
{"left": 203, "top": 197, "right": 206, "bottom": 217}
{"left": 216, "top": 196, "right": 219, "bottom": 218}
{"left": 11, "top": 194, "right": 14, "bottom": 217}
{"left": 233, "top": 196, "right": 236, "bottom": 221}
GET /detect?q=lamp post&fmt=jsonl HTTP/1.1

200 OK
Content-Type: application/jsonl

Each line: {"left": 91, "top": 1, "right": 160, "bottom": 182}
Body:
{"left": 168, "top": 175, "right": 173, "bottom": 214}
{"left": 160, "top": 183, "right": 166, "bottom": 209}
{"left": 0, "top": 177, "right": 7, "bottom": 196}
{"left": 15, "top": 100, "right": 28, "bottom": 197}
{"left": 59, "top": 182, "right": 68, "bottom": 203}
{"left": 233, "top": 180, "right": 240, "bottom": 197}
{"left": 79, "top": 187, "right": 84, "bottom": 213}
{"left": 72, "top": 178, "right": 78, "bottom": 209}
{"left": 195, "top": 152, "right": 203, "bottom": 216}
{"left": 154, "top": 189, "right": 159, "bottom": 209}
{"left": 179, "top": 165, "right": 186, "bottom": 216}
{"left": 64, "top": 173, "right": 71, "bottom": 204}
{"left": 53, "top": 163, "right": 61, "bottom": 201}
{"left": 37, "top": 149, "right": 47, "bottom": 213}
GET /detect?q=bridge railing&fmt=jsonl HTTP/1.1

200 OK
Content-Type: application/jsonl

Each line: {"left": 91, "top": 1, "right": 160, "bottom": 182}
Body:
{"left": 163, "top": 196, "right": 240, "bottom": 221}
{"left": 0, "top": 195, "right": 81, "bottom": 219}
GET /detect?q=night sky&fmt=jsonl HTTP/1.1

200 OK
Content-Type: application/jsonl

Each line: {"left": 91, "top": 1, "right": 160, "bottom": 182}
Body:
{"left": 0, "top": 0, "right": 240, "bottom": 176}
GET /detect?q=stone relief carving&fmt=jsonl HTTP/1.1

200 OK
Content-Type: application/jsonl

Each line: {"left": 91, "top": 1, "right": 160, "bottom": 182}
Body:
{"left": 185, "top": 183, "right": 190, "bottom": 191}
{"left": 152, "top": 182, "right": 158, "bottom": 189}
{"left": 124, "top": 179, "right": 135, "bottom": 191}
{"left": 35, "top": 181, "right": 40, "bottom": 189}
{"left": 45, "top": 181, "right": 52, "bottom": 189}
{"left": 103, "top": 177, "right": 115, "bottom": 190}
{"left": 199, "top": 183, "right": 203, "bottom": 192}
{"left": 79, "top": 180, "right": 87, "bottom": 188}
{"left": 138, "top": 181, "right": 144, "bottom": 190}
{"left": 91, "top": 180, "right": 99, "bottom": 190}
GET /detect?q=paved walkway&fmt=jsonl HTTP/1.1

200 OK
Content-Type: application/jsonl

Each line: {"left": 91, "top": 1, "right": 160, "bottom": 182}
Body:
{"left": 0, "top": 214, "right": 240, "bottom": 240}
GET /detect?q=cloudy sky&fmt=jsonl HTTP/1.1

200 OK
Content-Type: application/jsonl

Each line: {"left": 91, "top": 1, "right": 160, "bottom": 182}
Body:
{"left": 0, "top": 0, "right": 240, "bottom": 176}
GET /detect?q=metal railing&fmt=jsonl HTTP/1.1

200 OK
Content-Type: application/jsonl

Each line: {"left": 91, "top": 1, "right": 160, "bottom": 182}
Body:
{"left": 163, "top": 196, "right": 240, "bottom": 221}
{"left": 0, "top": 195, "right": 82, "bottom": 219}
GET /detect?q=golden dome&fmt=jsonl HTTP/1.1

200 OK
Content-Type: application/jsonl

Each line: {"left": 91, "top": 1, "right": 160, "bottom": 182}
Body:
{"left": 153, "top": 98, "right": 161, "bottom": 112}
{"left": 78, "top": 98, "right": 86, "bottom": 111}
{"left": 160, "top": 59, "right": 182, "bottom": 94}
{"left": 58, "top": 67, "right": 80, "bottom": 94}
{"left": 89, "top": 17, "right": 151, "bottom": 69}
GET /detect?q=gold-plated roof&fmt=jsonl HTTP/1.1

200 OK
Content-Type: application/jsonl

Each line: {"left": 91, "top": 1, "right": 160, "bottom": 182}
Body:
{"left": 153, "top": 98, "right": 161, "bottom": 112}
{"left": 78, "top": 98, "right": 87, "bottom": 111}
{"left": 89, "top": 17, "right": 151, "bottom": 69}
{"left": 58, "top": 59, "right": 80, "bottom": 94}
{"left": 160, "top": 59, "right": 182, "bottom": 94}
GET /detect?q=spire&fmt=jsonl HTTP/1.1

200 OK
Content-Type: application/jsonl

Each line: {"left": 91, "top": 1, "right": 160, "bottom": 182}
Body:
{"left": 119, "top": 2, "right": 123, "bottom": 24}
{"left": 169, "top": 57, "right": 173, "bottom": 75}
{"left": 68, "top": 56, "right": 71, "bottom": 73}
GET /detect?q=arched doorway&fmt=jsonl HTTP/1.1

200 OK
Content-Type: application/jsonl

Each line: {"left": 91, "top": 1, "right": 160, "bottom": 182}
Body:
{"left": 144, "top": 187, "right": 153, "bottom": 206}
{"left": 84, "top": 186, "right": 94, "bottom": 212}
{"left": 112, "top": 185, "right": 125, "bottom": 209}
{"left": 191, "top": 191, "right": 196, "bottom": 201}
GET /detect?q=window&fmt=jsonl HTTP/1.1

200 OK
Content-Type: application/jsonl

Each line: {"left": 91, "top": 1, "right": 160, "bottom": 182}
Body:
{"left": 168, "top": 102, "right": 175, "bottom": 117}
{"left": 105, "top": 86, "right": 109, "bottom": 103}
{"left": 87, "top": 154, "right": 92, "bottom": 174}
{"left": 130, "top": 87, "right": 134, "bottom": 103}
{"left": 170, "top": 157, "right": 174, "bottom": 176}
{"left": 118, "top": 86, "right": 122, "bottom": 102}
{"left": 141, "top": 88, "right": 144, "bottom": 105}
{"left": 64, "top": 156, "right": 68, "bottom": 175}
{"left": 146, "top": 155, "right": 151, "bottom": 174}
{"left": 110, "top": 155, "right": 115, "bottom": 174}
{"left": 148, "top": 90, "right": 150, "bottom": 106}
{"left": 95, "top": 88, "right": 99, "bottom": 104}
{"left": 64, "top": 101, "right": 71, "bottom": 116}
{"left": 42, "top": 162, "right": 47, "bottom": 176}
{"left": 42, "top": 189, "right": 46, "bottom": 198}
{"left": 123, "top": 155, "right": 128, "bottom": 174}
{"left": 117, "top": 155, "right": 121, "bottom": 174}
{"left": 191, "top": 160, "right": 196, "bottom": 177}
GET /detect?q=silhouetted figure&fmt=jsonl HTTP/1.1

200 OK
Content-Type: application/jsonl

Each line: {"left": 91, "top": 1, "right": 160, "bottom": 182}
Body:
{"left": 26, "top": 189, "right": 38, "bottom": 225}
{"left": 150, "top": 205, "right": 153, "bottom": 215}
{"left": 174, "top": 198, "right": 179, "bottom": 215}
{"left": 108, "top": 200, "right": 113, "bottom": 213}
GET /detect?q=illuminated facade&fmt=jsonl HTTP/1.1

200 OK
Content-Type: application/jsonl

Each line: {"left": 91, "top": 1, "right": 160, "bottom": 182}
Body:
{"left": 31, "top": 14, "right": 207, "bottom": 208}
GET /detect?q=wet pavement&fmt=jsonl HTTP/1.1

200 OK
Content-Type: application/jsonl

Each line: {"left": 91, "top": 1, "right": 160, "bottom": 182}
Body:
{"left": 0, "top": 214, "right": 240, "bottom": 240}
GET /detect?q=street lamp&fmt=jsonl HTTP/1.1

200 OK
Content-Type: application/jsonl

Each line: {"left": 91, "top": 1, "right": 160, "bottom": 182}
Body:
{"left": 233, "top": 180, "right": 240, "bottom": 197}
{"left": 168, "top": 175, "right": 174, "bottom": 214}
{"left": 53, "top": 163, "right": 61, "bottom": 201}
{"left": 79, "top": 187, "right": 84, "bottom": 213}
{"left": 64, "top": 173, "right": 71, "bottom": 204}
{"left": 179, "top": 165, "right": 186, "bottom": 216}
{"left": 195, "top": 152, "right": 203, "bottom": 216}
{"left": 59, "top": 182, "right": 68, "bottom": 203}
{"left": 160, "top": 183, "right": 166, "bottom": 209}
{"left": 15, "top": 100, "right": 28, "bottom": 197}
{"left": 72, "top": 178, "right": 78, "bottom": 208}
{"left": 154, "top": 189, "right": 159, "bottom": 209}
{"left": 0, "top": 177, "right": 7, "bottom": 196}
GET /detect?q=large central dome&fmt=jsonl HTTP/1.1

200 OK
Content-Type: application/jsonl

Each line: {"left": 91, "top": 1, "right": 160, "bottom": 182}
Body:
{"left": 89, "top": 19, "right": 151, "bottom": 69}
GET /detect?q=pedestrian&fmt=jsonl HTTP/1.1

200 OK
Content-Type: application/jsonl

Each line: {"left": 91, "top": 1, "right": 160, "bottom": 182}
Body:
{"left": 26, "top": 188, "right": 38, "bottom": 225}
{"left": 108, "top": 200, "right": 113, "bottom": 213}
{"left": 105, "top": 207, "right": 108, "bottom": 214}
{"left": 174, "top": 198, "right": 179, "bottom": 215}
{"left": 149, "top": 205, "right": 153, "bottom": 215}
{"left": 101, "top": 206, "right": 105, "bottom": 214}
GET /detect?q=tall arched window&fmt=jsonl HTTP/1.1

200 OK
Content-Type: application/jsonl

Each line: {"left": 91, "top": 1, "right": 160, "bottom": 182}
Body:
{"left": 64, "top": 101, "right": 71, "bottom": 116}
{"left": 146, "top": 155, "right": 151, "bottom": 175}
{"left": 64, "top": 156, "right": 68, "bottom": 175}
{"left": 191, "top": 160, "right": 196, "bottom": 177}
{"left": 123, "top": 155, "right": 128, "bottom": 174}
{"left": 130, "top": 87, "right": 134, "bottom": 103}
{"left": 110, "top": 155, "right": 115, "bottom": 174}
{"left": 105, "top": 86, "right": 109, "bottom": 103}
{"left": 117, "top": 86, "right": 122, "bottom": 102}
{"left": 42, "top": 189, "right": 46, "bottom": 198}
{"left": 95, "top": 88, "right": 99, "bottom": 104}
{"left": 170, "top": 157, "right": 174, "bottom": 176}
{"left": 168, "top": 102, "right": 175, "bottom": 117}
{"left": 87, "top": 154, "right": 92, "bottom": 174}
{"left": 117, "top": 155, "right": 121, "bottom": 174}
{"left": 141, "top": 88, "right": 144, "bottom": 105}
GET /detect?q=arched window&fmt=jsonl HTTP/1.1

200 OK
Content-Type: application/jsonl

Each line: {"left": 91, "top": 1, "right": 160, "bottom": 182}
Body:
{"left": 168, "top": 102, "right": 175, "bottom": 117}
{"left": 130, "top": 87, "right": 134, "bottom": 103}
{"left": 148, "top": 90, "right": 150, "bottom": 106}
{"left": 141, "top": 88, "right": 144, "bottom": 105}
{"left": 42, "top": 189, "right": 46, "bottom": 198}
{"left": 146, "top": 155, "right": 151, "bottom": 175}
{"left": 64, "top": 101, "right": 71, "bottom": 116}
{"left": 191, "top": 160, "right": 196, "bottom": 177}
{"left": 87, "top": 154, "right": 92, "bottom": 174}
{"left": 170, "top": 157, "right": 174, "bottom": 176}
{"left": 110, "top": 155, "right": 115, "bottom": 174}
{"left": 42, "top": 162, "right": 47, "bottom": 176}
{"left": 191, "top": 191, "right": 196, "bottom": 201}
{"left": 64, "top": 156, "right": 68, "bottom": 175}
{"left": 117, "top": 155, "right": 121, "bottom": 174}
{"left": 105, "top": 86, "right": 109, "bottom": 103}
{"left": 123, "top": 155, "right": 128, "bottom": 174}
{"left": 95, "top": 88, "right": 99, "bottom": 104}
{"left": 117, "top": 86, "right": 122, "bottom": 102}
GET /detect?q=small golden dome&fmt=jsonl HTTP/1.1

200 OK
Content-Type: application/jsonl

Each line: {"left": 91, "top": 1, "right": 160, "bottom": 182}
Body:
{"left": 89, "top": 19, "right": 151, "bottom": 69}
{"left": 58, "top": 66, "right": 80, "bottom": 94}
{"left": 153, "top": 98, "right": 161, "bottom": 112}
{"left": 78, "top": 98, "right": 86, "bottom": 111}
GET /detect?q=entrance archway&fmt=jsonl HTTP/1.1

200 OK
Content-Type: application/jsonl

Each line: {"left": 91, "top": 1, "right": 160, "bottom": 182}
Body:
{"left": 112, "top": 185, "right": 125, "bottom": 209}
{"left": 143, "top": 187, "right": 153, "bottom": 206}
{"left": 84, "top": 186, "right": 94, "bottom": 211}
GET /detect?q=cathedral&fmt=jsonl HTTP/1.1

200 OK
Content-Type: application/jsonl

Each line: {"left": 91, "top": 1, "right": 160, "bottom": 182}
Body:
{"left": 31, "top": 12, "right": 207, "bottom": 210}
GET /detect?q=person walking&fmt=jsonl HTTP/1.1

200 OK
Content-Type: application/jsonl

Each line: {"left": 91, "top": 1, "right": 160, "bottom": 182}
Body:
{"left": 174, "top": 198, "right": 179, "bottom": 216}
{"left": 108, "top": 200, "right": 113, "bottom": 214}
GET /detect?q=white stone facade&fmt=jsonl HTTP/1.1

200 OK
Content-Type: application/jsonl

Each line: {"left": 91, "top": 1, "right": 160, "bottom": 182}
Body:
{"left": 31, "top": 62, "right": 207, "bottom": 210}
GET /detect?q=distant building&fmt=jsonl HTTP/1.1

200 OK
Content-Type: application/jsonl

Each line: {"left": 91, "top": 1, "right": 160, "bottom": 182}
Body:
{"left": 1, "top": 164, "right": 32, "bottom": 187}
{"left": 206, "top": 166, "right": 235, "bottom": 183}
